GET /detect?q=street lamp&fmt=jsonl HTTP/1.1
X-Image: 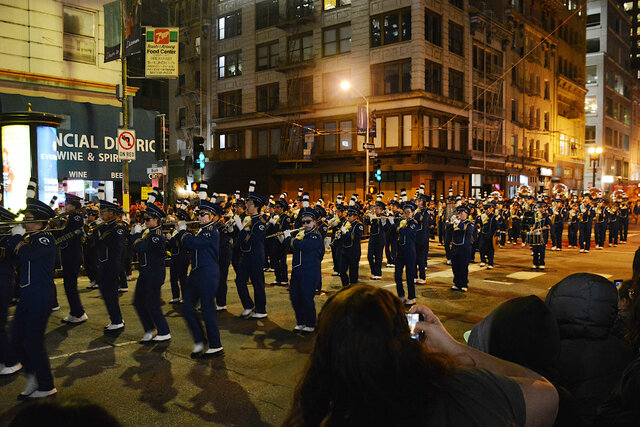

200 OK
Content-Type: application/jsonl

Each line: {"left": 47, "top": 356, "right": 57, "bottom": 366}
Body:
{"left": 340, "top": 80, "right": 371, "bottom": 194}
{"left": 587, "top": 146, "right": 603, "bottom": 188}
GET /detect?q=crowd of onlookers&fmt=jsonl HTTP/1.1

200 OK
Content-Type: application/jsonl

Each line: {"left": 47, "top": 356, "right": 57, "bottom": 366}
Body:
{"left": 8, "top": 253, "right": 640, "bottom": 426}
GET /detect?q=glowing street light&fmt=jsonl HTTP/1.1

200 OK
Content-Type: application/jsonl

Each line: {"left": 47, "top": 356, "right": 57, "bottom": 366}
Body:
{"left": 587, "top": 146, "right": 603, "bottom": 188}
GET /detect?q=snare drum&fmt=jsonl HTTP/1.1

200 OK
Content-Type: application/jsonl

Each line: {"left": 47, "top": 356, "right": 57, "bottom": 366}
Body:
{"left": 526, "top": 230, "right": 543, "bottom": 245}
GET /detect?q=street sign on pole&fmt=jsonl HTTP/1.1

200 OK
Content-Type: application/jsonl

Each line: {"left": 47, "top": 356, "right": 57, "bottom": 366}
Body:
{"left": 117, "top": 128, "right": 136, "bottom": 160}
{"left": 363, "top": 143, "right": 375, "bottom": 150}
{"left": 146, "top": 166, "right": 165, "bottom": 174}
{"left": 368, "top": 151, "right": 378, "bottom": 158}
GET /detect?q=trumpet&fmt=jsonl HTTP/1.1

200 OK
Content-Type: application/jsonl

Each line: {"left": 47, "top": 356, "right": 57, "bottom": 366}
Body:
{"left": 266, "top": 226, "right": 304, "bottom": 239}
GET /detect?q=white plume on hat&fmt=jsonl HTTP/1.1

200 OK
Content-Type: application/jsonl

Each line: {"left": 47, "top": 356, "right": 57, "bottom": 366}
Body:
{"left": 199, "top": 182, "right": 208, "bottom": 201}
{"left": 316, "top": 198, "right": 324, "bottom": 206}
{"left": 280, "top": 192, "right": 288, "bottom": 200}
{"left": 180, "top": 199, "right": 189, "bottom": 211}
{"left": 419, "top": 183, "right": 425, "bottom": 195}
{"left": 336, "top": 193, "right": 343, "bottom": 204}
{"left": 234, "top": 190, "right": 240, "bottom": 199}
{"left": 302, "top": 192, "right": 310, "bottom": 208}
{"left": 27, "top": 178, "right": 38, "bottom": 199}
{"left": 48, "top": 195, "right": 58, "bottom": 208}
{"left": 401, "top": 188, "right": 407, "bottom": 202}
{"left": 97, "top": 182, "right": 105, "bottom": 201}
{"left": 212, "top": 192, "right": 218, "bottom": 201}
{"left": 147, "top": 190, "right": 158, "bottom": 204}
{"left": 248, "top": 180, "right": 256, "bottom": 194}
{"left": 394, "top": 193, "right": 398, "bottom": 201}
{"left": 376, "top": 193, "right": 383, "bottom": 202}
{"left": 298, "top": 187, "right": 303, "bottom": 198}
{"left": 349, "top": 194, "right": 356, "bottom": 206}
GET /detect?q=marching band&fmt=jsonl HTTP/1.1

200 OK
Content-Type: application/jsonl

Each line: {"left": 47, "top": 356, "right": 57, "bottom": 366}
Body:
{"left": 0, "top": 176, "right": 636, "bottom": 399}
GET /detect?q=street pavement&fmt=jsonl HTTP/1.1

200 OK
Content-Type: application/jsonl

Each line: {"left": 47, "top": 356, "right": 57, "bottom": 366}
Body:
{"left": 1, "top": 226, "right": 639, "bottom": 426}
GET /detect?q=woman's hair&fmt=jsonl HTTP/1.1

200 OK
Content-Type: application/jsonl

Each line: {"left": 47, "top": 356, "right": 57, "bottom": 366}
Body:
{"left": 284, "top": 285, "right": 454, "bottom": 427}
{"left": 625, "top": 277, "right": 640, "bottom": 352}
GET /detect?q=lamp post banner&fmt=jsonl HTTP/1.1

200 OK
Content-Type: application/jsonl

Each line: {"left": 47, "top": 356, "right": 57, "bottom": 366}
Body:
{"left": 0, "top": 93, "right": 157, "bottom": 182}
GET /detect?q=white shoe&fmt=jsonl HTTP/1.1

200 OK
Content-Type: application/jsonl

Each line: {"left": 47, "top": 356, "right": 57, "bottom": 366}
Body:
{"left": 169, "top": 298, "right": 181, "bottom": 303}
{"left": 241, "top": 308, "right": 254, "bottom": 317}
{"left": 104, "top": 322, "right": 125, "bottom": 331}
{"left": 203, "top": 347, "right": 223, "bottom": 356}
{"left": 0, "top": 363, "right": 22, "bottom": 375}
{"left": 332, "top": 271, "right": 340, "bottom": 276}
{"left": 118, "top": 287, "right": 128, "bottom": 292}
{"left": 51, "top": 306, "right": 60, "bottom": 312}
{"left": 29, "top": 388, "right": 57, "bottom": 399}
{"left": 532, "top": 265, "right": 537, "bottom": 269}
{"left": 405, "top": 299, "right": 416, "bottom": 305}
{"left": 551, "top": 246, "right": 557, "bottom": 251}
{"left": 251, "top": 312, "right": 268, "bottom": 319}
{"left": 539, "top": 265, "right": 545, "bottom": 270}
{"left": 446, "top": 260, "right": 452, "bottom": 265}
{"left": 152, "top": 333, "right": 171, "bottom": 342}
{"left": 192, "top": 342, "right": 204, "bottom": 354}
{"left": 216, "top": 305, "right": 227, "bottom": 311}
{"left": 521, "top": 243, "right": 526, "bottom": 247}
{"left": 140, "top": 330, "right": 156, "bottom": 342}
{"left": 20, "top": 374, "right": 38, "bottom": 398}
{"left": 87, "top": 282, "right": 99, "bottom": 289}
{"left": 62, "top": 313, "right": 88, "bottom": 324}
{"left": 415, "top": 279, "right": 425, "bottom": 284}
{"left": 293, "top": 324, "right": 304, "bottom": 331}
{"left": 301, "top": 326, "right": 315, "bottom": 333}
{"left": 479, "top": 262, "right": 486, "bottom": 267}
{"left": 579, "top": 249, "right": 585, "bottom": 253}
{"left": 487, "top": 265, "right": 494, "bottom": 269}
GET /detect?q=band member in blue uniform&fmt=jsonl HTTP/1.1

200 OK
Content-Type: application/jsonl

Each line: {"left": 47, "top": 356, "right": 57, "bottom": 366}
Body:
{"left": 476, "top": 202, "right": 499, "bottom": 268}
{"left": 365, "top": 196, "right": 387, "bottom": 280}
{"left": 578, "top": 195, "right": 594, "bottom": 253}
{"left": 131, "top": 192, "right": 171, "bottom": 343}
{"left": 230, "top": 197, "right": 246, "bottom": 274}
{"left": 83, "top": 206, "right": 100, "bottom": 289}
{"left": 394, "top": 201, "right": 418, "bottom": 305}
{"left": 549, "top": 199, "right": 565, "bottom": 251}
{"left": 329, "top": 195, "right": 346, "bottom": 276}
{"left": 286, "top": 204, "right": 324, "bottom": 333}
{"left": 607, "top": 203, "right": 619, "bottom": 247}
{"left": 168, "top": 200, "right": 191, "bottom": 303}
{"left": 385, "top": 198, "right": 399, "bottom": 266}
{"left": 448, "top": 205, "right": 474, "bottom": 292}
{"left": 313, "top": 201, "right": 329, "bottom": 295}
{"left": 338, "top": 203, "right": 364, "bottom": 287}
{"left": 414, "top": 187, "right": 431, "bottom": 284}
{"left": 0, "top": 194, "right": 21, "bottom": 377}
{"left": 234, "top": 182, "right": 268, "bottom": 319}
{"left": 593, "top": 200, "right": 607, "bottom": 249}
{"left": 97, "top": 198, "right": 126, "bottom": 332}
{"left": 619, "top": 197, "right": 629, "bottom": 243}
{"left": 10, "top": 183, "right": 58, "bottom": 398}
{"left": 531, "top": 203, "right": 551, "bottom": 269}
{"left": 215, "top": 195, "right": 233, "bottom": 311}
{"left": 271, "top": 197, "right": 291, "bottom": 286}
{"left": 58, "top": 192, "right": 88, "bottom": 324}
{"left": 180, "top": 187, "right": 224, "bottom": 358}
{"left": 567, "top": 203, "right": 579, "bottom": 248}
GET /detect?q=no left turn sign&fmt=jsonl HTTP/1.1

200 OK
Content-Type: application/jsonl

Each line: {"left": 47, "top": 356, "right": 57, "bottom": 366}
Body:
{"left": 117, "top": 128, "right": 136, "bottom": 161}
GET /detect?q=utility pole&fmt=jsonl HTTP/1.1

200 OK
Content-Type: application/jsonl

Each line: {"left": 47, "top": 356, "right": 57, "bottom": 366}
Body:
{"left": 121, "top": 0, "right": 130, "bottom": 212}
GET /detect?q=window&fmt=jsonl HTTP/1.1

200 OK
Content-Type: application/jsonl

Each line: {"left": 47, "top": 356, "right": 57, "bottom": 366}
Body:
{"left": 544, "top": 112, "right": 549, "bottom": 131}
{"left": 585, "top": 96, "right": 597, "bottom": 114}
{"left": 386, "top": 116, "right": 399, "bottom": 147}
{"left": 371, "top": 60, "right": 411, "bottom": 95}
{"left": 287, "top": 0, "right": 314, "bottom": 20}
{"left": 403, "top": 115, "right": 412, "bottom": 147}
{"left": 425, "top": 9, "right": 442, "bottom": 46}
{"left": 218, "top": 10, "right": 241, "bottom": 40}
{"left": 177, "top": 107, "right": 186, "bottom": 129}
{"left": 585, "top": 125, "right": 596, "bottom": 144}
{"left": 323, "top": 0, "right": 351, "bottom": 11}
{"left": 544, "top": 80, "right": 550, "bottom": 100}
{"left": 256, "top": 0, "right": 279, "bottom": 29}
{"left": 257, "top": 41, "right": 279, "bottom": 71}
{"left": 257, "top": 83, "right": 279, "bottom": 112}
{"left": 425, "top": 60, "right": 442, "bottom": 95}
{"left": 624, "top": 134, "right": 630, "bottom": 151}
{"left": 194, "top": 70, "right": 200, "bottom": 89}
{"left": 323, "top": 24, "right": 351, "bottom": 56}
{"left": 449, "top": 68, "right": 464, "bottom": 102}
{"left": 288, "top": 76, "right": 313, "bottom": 107}
{"left": 605, "top": 97, "right": 613, "bottom": 117}
{"left": 449, "top": 21, "right": 464, "bottom": 56}
{"left": 586, "top": 65, "right": 597, "bottom": 84}
{"left": 323, "top": 69, "right": 350, "bottom": 102}
{"left": 321, "top": 173, "right": 357, "bottom": 202}
{"left": 218, "top": 51, "right": 242, "bottom": 79}
{"left": 605, "top": 127, "right": 613, "bottom": 146}
{"left": 218, "top": 90, "right": 242, "bottom": 118}
{"left": 449, "top": 0, "right": 463, "bottom": 8}
{"left": 257, "top": 128, "right": 281, "bottom": 156}
{"left": 511, "top": 99, "right": 518, "bottom": 122}
{"left": 586, "top": 13, "right": 600, "bottom": 27}
{"left": 586, "top": 38, "right": 600, "bottom": 53}
{"left": 63, "top": 5, "right": 96, "bottom": 64}
{"left": 339, "top": 120, "right": 353, "bottom": 150}
{"left": 323, "top": 122, "right": 337, "bottom": 151}
{"left": 288, "top": 33, "right": 313, "bottom": 63}
{"left": 371, "top": 8, "right": 412, "bottom": 47}
{"left": 219, "top": 132, "right": 243, "bottom": 150}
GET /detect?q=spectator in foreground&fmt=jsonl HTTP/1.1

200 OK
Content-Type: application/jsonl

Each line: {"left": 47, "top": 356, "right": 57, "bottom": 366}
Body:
{"left": 596, "top": 356, "right": 640, "bottom": 427}
{"left": 284, "top": 285, "right": 558, "bottom": 427}
{"left": 9, "top": 398, "right": 121, "bottom": 427}
{"left": 545, "top": 273, "right": 633, "bottom": 426}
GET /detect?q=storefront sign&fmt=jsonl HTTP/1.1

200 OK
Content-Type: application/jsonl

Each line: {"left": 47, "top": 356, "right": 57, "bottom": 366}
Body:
{"left": 0, "top": 93, "right": 157, "bottom": 183}
{"left": 145, "top": 28, "right": 179, "bottom": 78}
{"left": 539, "top": 167, "right": 553, "bottom": 177}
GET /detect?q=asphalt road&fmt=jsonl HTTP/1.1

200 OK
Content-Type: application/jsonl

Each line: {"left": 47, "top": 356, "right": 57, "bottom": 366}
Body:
{"left": 1, "top": 226, "right": 638, "bottom": 426}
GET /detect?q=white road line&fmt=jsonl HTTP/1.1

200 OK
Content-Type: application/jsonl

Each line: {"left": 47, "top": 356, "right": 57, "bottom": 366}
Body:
{"left": 484, "top": 280, "right": 514, "bottom": 285}
{"left": 50, "top": 340, "right": 139, "bottom": 360}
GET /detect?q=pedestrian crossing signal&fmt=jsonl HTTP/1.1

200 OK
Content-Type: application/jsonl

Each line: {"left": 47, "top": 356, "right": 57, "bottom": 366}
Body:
{"left": 375, "top": 168, "right": 382, "bottom": 182}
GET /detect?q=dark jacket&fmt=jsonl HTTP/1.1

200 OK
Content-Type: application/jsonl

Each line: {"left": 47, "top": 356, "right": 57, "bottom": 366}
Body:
{"left": 546, "top": 273, "right": 634, "bottom": 427}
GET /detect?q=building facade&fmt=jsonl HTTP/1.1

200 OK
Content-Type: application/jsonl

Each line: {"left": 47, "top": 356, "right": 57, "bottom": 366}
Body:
{"left": 585, "top": 0, "right": 635, "bottom": 189}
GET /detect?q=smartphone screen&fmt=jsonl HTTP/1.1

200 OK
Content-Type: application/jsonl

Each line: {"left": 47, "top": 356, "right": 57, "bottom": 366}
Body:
{"left": 615, "top": 280, "right": 623, "bottom": 288}
{"left": 406, "top": 313, "right": 423, "bottom": 339}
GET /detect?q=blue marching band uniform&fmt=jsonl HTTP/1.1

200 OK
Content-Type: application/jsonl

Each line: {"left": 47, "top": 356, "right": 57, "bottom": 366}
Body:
{"left": 2, "top": 176, "right": 638, "bottom": 398}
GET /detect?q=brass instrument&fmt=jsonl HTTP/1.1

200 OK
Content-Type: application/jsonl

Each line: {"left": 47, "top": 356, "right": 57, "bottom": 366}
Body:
{"left": 552, "top": 183, "right": 569, "bottom": 200}
{"left": 612, "top": 189, "right": 627, "bottom": 203}
{"left": 266, "top": 226, "right": 304, "bottom": 239}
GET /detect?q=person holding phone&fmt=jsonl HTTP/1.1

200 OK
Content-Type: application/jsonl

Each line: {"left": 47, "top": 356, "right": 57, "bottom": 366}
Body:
{"left": 284, "top": 285, "right": 558, "bottom": 426}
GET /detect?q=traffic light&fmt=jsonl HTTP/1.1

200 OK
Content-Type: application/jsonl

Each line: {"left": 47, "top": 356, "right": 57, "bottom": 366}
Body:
{"left": 191, "top": 182, "right": 199, "bottom": 192}
{"left": 373, "top": 158, "right": 382, "bottom": 182}
{"left": 368, "top": 185, "right": 376, "bottom": 195}
{"left": 193, "top": 136, "right": 205, "bottom": 169}
{"left": 154, "top": 115, "right": 168, "bottom": 161}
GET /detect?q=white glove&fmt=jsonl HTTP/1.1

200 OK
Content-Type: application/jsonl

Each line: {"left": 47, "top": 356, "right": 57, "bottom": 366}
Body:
{"left": 233, "top": 215, "right": 243, "bottom": 230}
{"left": 95, "top": 218, "right": 104, "bottom": 225}
{"left": 269, "top": 217, "right": 277, "bottom": 225}
{"left": 340, "top": 226, "right": 348, "bottom": 234}
{"left": 367, "top": 213, "right": 375, "bottom": 220}
{"left": 388, "top": 217, "right": 394, "bottom": 225}
{"left": 283, "top": 230, "right": 291, "bottom": 238}
{"left": 132, "top": 224, "right": 143, "bottom": 234}
{"left": 11, "top": 225, "right": 26, "bottom": 236}
{"left": 177, "top": 221, "right": 187, "bottom": 231}
{"left": 277, "top": 234, "right": 285, "bottom": 243}
{"left": 381, "top": 218, "right": 387, "bottom": 225}
{"left": 324, "top": 236, "right": 331, "bottom": 249}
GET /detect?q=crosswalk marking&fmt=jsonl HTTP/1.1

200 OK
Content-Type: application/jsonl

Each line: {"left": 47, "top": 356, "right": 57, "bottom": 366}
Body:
{"left": 506, "top": 272, "right": 546, "bottom": 280}
{"left": 426, "top": 264, "right": 482, "bottom": 279}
